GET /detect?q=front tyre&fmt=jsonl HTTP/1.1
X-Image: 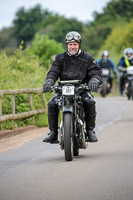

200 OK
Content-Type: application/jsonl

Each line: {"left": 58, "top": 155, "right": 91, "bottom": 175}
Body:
{"left": 64, "top": 112, "right": 73, "bottom": 161}
{"left": 101, "top": 80, "right": 107, "bottom": 97}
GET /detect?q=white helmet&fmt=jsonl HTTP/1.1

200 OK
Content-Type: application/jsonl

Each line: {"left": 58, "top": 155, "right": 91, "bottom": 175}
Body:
{"left": 124, "top": 48, "right": 133, "bottom": 60}
{"left": 65, "top": 31, "right": 82, "bottom": 44}
{"left": 101, "top": 50, "right": 109, "bottom": 57}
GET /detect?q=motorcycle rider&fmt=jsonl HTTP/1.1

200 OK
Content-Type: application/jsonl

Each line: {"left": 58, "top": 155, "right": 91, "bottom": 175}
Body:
{"left": 97, "top": 50, "right": 117, "bottom": 92}
{"left": 43, "top": 31, "right": 103, "bottom": 143}
{"left": 117, "top": 48, "right": 133, "bottom": 95}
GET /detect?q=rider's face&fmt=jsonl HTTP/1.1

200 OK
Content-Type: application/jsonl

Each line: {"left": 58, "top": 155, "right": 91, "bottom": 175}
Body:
{"left": 127, "top": 53, "right": 132, "bottom": 58}
{"left": 67, "top": 42, "right": 79, "bottom": 55}
{"left": 102, "top": 56, "right": 108, "bottom": 59}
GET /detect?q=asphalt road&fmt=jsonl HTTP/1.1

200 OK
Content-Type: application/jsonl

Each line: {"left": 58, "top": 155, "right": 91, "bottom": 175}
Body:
{"left": 0, "top": 96, "right": 133, "bottom": 200}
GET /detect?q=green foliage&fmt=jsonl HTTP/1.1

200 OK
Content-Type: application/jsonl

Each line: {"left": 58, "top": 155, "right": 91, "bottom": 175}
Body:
{"left": 13, "top": 4, "right": 48, "bottom": 47}
{"left": 0, "top": 27, "right": 17, "bottom": 55}
{"left": 35, "top": 112, "right": 48, "bottom": 127}
{"left": 100, "top": 19, "right": 133, "bottom": 64}
{"left": 82, "top": 25, "right": 110, "bottom": 55}
{"left": 102, "top": 19, "right": 133, "bottom": 52}
{"left": 83, "top": 0, "right": 133, "bottom": 55}
{"left": 0, "top": 41, "right": 49, "bottom": 90}
{"left": 0, "top": 0, "right": 133, "bottom": 56}
{"left": 48, "top": 17, "right": 83, "bottom": 46}
{"left": 0, "top": 46, "right": 51, "bottom": 130}
{"left": 26, "top": 34, "right": 64, "bottom": 67}
{"left": 12, "top": 4, "right": 83, "bottom": 49}
{"left": 92, "top": 0, "right": 133, "bottom": 26}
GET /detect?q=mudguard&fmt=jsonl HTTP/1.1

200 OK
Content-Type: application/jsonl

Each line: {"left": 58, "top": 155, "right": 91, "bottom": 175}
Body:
{"left": 63, "top": 106, "right": 73, "bottom": 113}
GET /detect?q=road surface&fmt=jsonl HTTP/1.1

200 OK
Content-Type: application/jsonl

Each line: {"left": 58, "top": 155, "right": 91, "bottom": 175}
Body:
{"left": 0, "top": 96, "right": 133, "bottom": 200}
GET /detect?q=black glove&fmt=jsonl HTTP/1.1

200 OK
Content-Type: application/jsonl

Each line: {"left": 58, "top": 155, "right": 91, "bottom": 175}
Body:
{"left": 88, "top": 78, "right": 99, "bottom": 92}
{"left": 43, "top": 78, "right": 54, "bottom": 93}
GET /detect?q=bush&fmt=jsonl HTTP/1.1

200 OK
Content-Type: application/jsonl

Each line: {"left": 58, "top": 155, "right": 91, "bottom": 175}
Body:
{"left": 100, "top": 19, "right": 133, "bottom": 61}
{"left": 26, "top": 33, "right": 64, "bottom": 67}
{"left": 0, "top": 44, "right": 52, "bottom": 130}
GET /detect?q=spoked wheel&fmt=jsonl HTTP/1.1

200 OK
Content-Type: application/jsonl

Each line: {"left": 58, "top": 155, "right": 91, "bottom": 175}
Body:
{"left": 64, "top": 112, "right": 74, "bottom": 161}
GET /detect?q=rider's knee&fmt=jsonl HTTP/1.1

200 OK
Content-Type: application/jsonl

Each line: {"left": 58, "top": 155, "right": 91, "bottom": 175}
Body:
{"left": 83, "top": 96, "right": 95, "bottom": 106}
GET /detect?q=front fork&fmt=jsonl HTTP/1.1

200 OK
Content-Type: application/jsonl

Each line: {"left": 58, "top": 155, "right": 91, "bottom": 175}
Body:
{"left": 59, "top": 106, "right": 73, "bottom": 150}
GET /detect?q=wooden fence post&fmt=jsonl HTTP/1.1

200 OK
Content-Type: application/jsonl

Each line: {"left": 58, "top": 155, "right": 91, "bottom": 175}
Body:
{"left": 28, "top": 94, "right": 33, "bottom": 110}
{"left": 42, "top": 93, "right": 47, "bottom": 109}
{"left": 11, "top": 94, "right": 15, "bottom": 114}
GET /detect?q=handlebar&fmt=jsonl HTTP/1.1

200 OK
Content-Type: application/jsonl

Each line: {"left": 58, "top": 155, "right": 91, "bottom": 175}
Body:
{"left": 50, "top": 83, "right": 90, "bottom": 93}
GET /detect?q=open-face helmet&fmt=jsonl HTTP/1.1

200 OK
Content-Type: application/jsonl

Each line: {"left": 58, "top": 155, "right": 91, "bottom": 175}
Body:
{"left": 124, "top": 48, "right": 133, "bottom": 60}
{"left": 65, "top": 31, "right": 82, "bottom": 44}
{"left": 101, "top": 50, "right": 109, "bottom": 57}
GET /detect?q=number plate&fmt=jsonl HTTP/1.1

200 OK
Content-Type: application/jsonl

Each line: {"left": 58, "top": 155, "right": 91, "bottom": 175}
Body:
{"left": 62, "top": 86, "right": 74, "bottom": 95}
{"left": 102, "top": 69, "right": 109, "bottom": 76}
{"left": 127, "top": 66, "right": 133, "bottom": 75}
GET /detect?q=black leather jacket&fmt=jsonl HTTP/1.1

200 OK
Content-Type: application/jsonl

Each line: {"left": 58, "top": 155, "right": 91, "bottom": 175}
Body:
{"left": 46, "top": 51, "right": 103, "bottom": 84}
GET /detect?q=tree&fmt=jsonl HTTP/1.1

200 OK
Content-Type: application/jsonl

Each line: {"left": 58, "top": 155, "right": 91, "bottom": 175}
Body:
{"left": 26, "top": 33, "right": 64, "bottom": 67}
{"left": 101, "top": 19, "right": 133, "bottom": 54}
{"left": 82, "top": 0, "right": 133, "bottom": 55}
{"left": 48, "top": 17, "right": 83, "bottom": 46}
{"left": 92, "top": 0, "right": 133, "bottom": 25}
{"left": 13, "top": 4, "right": 49, "bottom": 47}
{"left": 0, "top": 27, "right": 17, "bottom": 55}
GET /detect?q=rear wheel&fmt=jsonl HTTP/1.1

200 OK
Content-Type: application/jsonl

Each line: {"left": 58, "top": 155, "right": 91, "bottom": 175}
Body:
{"left": 64, "top": 113, "right": 74, "bottom": 161}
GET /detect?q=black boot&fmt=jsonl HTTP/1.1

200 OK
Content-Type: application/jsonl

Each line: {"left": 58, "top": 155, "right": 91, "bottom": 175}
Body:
{"left": 43, "top": 117, "right": 59, "bottom": 143}
{"left": 86, "top": 114, "right": 98, "bottom": 143}
{"left": 43, "top": 131, "right": 58, "bottom": 143}
{"left": 87, "top": 128, "right": 98, "bottom": 142}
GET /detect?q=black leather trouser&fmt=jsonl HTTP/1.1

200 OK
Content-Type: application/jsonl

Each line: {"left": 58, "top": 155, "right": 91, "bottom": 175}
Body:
{"left": 47, "top": 91, "right": 96, "bottom": 132}
{"left": 108, "top": 76, "right": 113, "bottom": 89}
{"left": 119, "top": 72, "right": 127, "bottom": 93}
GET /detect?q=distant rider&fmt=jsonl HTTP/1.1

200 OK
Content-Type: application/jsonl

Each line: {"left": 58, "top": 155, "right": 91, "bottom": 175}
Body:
{"left": 97, "top": 50, "right": 117, "bottom": 92}
{"left": 117, "top": 48, "right": 133, "bottom": 95}
{"left": 42, "top": 31, "right": 103, "bottom": 143}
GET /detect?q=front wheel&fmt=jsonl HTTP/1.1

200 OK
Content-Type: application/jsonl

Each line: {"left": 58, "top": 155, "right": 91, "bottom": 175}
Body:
{"left": 64, "top": 112, "right": 74, "bottom": 161}
{"left": 101, "top": 80, "right": 107, "bottom": 97}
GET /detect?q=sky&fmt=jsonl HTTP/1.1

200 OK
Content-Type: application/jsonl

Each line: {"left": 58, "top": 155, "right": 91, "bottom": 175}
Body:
{"left": 0, "top": 0, "right": 110, "bottom": 30}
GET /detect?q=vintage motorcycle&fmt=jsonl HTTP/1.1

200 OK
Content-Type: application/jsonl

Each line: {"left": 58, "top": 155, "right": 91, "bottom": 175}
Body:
{"left": 51, "top": 80, "right": 89, "bottom": 161}
{"left": 125, "top": 66, "right": 133, "bottom": 100}
{"left": 100, "top": 68, "right": 111, "bottom": 97}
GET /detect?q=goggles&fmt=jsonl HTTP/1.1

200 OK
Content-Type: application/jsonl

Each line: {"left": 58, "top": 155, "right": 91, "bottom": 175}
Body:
{"left": 66, "top": 34, "right": 81, "bottom": 41}
{"left": 66, "top": 32, "right": 81, "bottom": 43}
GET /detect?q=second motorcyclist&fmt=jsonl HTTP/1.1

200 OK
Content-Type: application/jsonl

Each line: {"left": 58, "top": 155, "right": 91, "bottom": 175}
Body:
{"left": 117, "top": 48, "right": 133, "bottom": 95}
{"left": 97, "top": 50, "right": 117, "bottom": 93}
